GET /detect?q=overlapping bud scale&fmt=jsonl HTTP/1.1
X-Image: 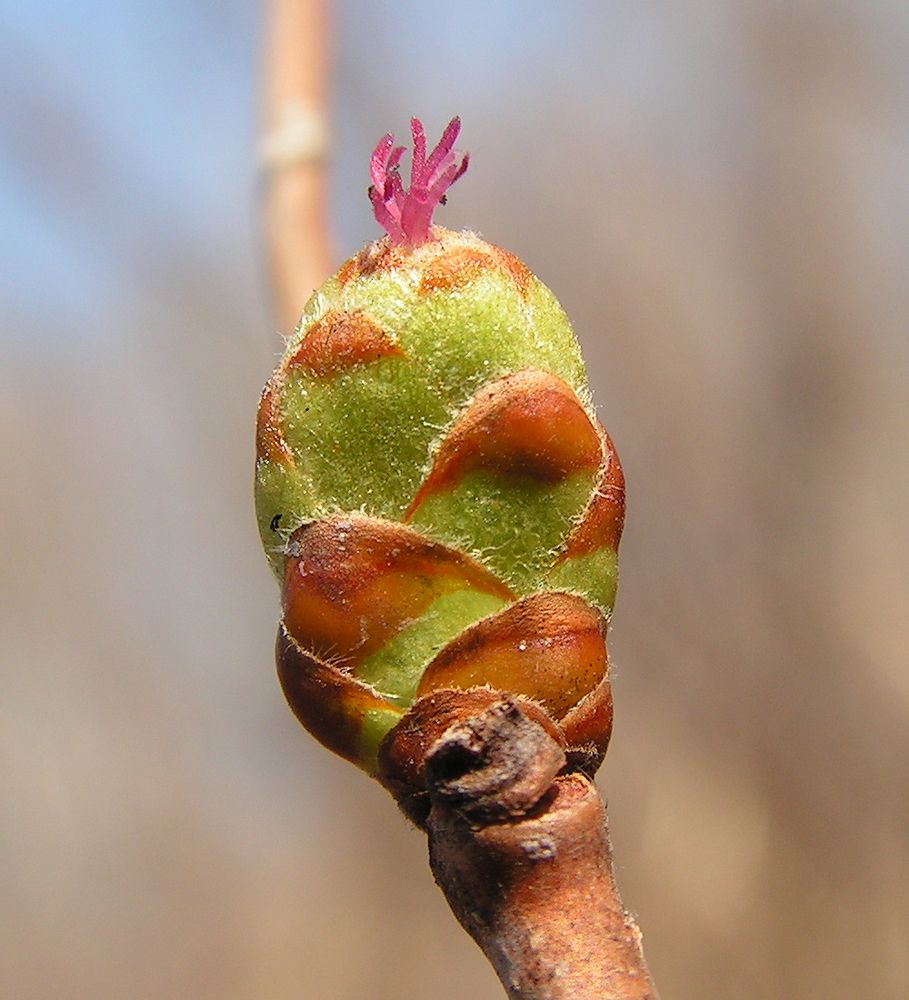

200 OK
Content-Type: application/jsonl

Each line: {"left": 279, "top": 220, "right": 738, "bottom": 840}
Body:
{"left": 255, "top": 226, "right": 624, "bottom": 819}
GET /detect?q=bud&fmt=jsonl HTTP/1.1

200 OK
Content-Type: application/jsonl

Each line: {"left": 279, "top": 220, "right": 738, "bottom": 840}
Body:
{"left": 256, "top": 118, "right": 624, "bottom": 813}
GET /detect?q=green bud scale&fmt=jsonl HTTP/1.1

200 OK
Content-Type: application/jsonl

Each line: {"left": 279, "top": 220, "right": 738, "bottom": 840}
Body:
{"left": 255, "top": 119, "right": 624, "bottom": 823}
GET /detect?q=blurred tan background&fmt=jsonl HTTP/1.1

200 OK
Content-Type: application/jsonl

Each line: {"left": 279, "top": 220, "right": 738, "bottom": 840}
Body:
{"left": 2, "top": 2, "right": 907, "bottom": 998}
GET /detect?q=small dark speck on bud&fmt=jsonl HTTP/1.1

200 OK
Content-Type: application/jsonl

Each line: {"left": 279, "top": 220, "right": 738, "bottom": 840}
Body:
{"left": 270, "top": 513, "right": 283, "bottom": 532}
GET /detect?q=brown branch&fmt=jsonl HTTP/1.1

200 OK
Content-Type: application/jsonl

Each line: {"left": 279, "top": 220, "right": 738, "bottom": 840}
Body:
{"left": 261, "top": 0, "right": 333, "bottom": 332}
{"left": 419, "top": 699, "right": 659, "bottom": 1000}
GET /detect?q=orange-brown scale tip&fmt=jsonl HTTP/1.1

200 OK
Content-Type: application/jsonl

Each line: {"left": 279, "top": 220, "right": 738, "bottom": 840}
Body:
{"left": 287, "top": 310, "right": 403, "bottom": 378}
{"left": 415, "top": 591, "right": 608, "bottom": 721}
{"left": 416, "top": 243, "right": 533, "bottom": 299}
{"left": 560, "top": 677, "right": 614, "bottom": 773}
{"left": 282, "top": 515, "right": 514, "bottom": 669}
{"left": 405, "top": 370, "right": 602, "bottom": 519}
{"left": 339, "top": 234, "right": 533, "bottom": 300}
{"left": 276, "top": 624, "right": 403, "bottom": 767}
{"left": 336, "top": 241, "right": 410, "bottom": 285}
{"left": 418, "top": 246, "right": 498, "bottom": 295}
{"left": 557, "top": 427, "right": 626, "bottom": 560}
{"left": 256, "top": 373, "right": 294, "bottom": 466}
{"left": 492, "top": 245, "right": 533, "bottom": 298}
{"left": 336, "top": 254, "right": 360, "bottom": 287}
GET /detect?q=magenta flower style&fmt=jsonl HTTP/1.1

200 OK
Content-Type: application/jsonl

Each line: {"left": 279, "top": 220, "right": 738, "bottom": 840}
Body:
{"left": 368, "top": 116, "right": 470, "bottom": 247}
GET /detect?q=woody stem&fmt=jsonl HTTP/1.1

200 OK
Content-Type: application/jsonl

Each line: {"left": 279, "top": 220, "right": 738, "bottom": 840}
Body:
{"left": 423, "top": 700, "right": 659, "bottom": 1000}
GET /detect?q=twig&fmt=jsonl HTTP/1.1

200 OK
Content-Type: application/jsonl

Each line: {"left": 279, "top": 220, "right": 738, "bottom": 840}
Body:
{"left": 261, "top": 0, "right": 332, "bottom": 332}
{"left": 420, "top": 698, "right": 659, "bottom": 1000}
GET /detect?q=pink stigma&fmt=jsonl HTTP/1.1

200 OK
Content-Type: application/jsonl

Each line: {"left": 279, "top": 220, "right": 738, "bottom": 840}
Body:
{"left": 368, "top": 116, "right": 469, "bottom": 246}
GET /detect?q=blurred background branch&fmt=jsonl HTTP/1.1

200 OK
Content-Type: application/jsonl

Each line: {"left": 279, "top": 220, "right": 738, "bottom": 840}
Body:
{"left": 262, "top": 0, "right": 332, "bottom": 332}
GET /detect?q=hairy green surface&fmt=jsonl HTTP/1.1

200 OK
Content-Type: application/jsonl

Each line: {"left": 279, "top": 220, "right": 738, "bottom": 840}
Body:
{"left": 281, "top": 358, "right": 448, "bottom": 519}
{"left": 409, "top": 470, "right": 597, "bottom": 595}
{"left": 355, "top": 706, "right": 404, "bottom": 775}
{"left": 356, "top": 590, "right": 507, "bottom": 706}
{"left": 318, "top": 266, "right": 588, "bottom": 402}
{"left": 258, "top": 232, "right": 621, "bottom": 763}
{"left": 255, "top": 462, "right": 316, "bottom": 568}
{"left": 548, "top": 548, "right": 620, "bottom": 619}
{"left": 256, "top": 251, "right": 593, "bottom": 575}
